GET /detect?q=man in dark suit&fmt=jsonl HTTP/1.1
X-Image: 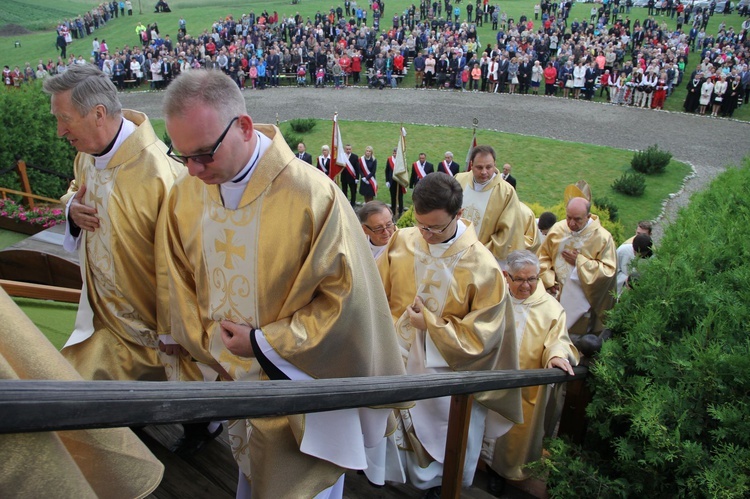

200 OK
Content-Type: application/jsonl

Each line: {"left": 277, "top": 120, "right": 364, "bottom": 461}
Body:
{"left": 296, "top": 142, "right": 313, "bottom": 165}
{"left": 519, "top": 56, "right": 533, "bottom": 94}
{"left": 410, "top": 152, "right": 434, "bottom": 187}
{"left": 438, "top": 151, "right": 461, "bottom": 176}
{"left": 496, "top": 53, "right": 509, "bottom": 93}
{"left": 341, "top": 144, "right": 360, "bottom": 207}
{"left": 502, "top": 163, "right": 517, "bottom": 189}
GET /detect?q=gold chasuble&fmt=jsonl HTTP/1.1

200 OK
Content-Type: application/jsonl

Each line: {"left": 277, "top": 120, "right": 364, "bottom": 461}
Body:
{"left": 60, "top": 110, "right": 200, "bottom": 383}
{"left": 486, "top": 284, "right": 579, "bottom": 481}
{"left": 162, "top": 125, "right": 406, "bottom": 498}
{"left": 377, "top": 223, "right": 522, "bottom": 488}
{"left": 520, "top": 202, "right": 541, "bottom": 254}
{"left": 0, "top": 290, "right": 163, "bottom": 499}
{"left": 538, "top": 215, "right": 617, "bottom": 335}
{"left": 454, "top": 172, "right": 526, "bottom": 265}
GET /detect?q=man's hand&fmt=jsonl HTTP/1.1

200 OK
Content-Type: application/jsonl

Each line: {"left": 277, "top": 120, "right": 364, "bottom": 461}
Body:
{"left": 158, "top": 340, "right": 189, "bottom": 356}
{"left": 561, "top": 249, "right": 579, "bottom": 266}
{"left": 220, "top": 320, "right": 255, "bottom": 358}
{"left": 547, "top": 356, "right": 575, "bottom": 376}
{"left": 407, "top": 296, "right": 427, "bottom": 330}
{"left": 69, "top": 185, "right": 100, "bottom": 232}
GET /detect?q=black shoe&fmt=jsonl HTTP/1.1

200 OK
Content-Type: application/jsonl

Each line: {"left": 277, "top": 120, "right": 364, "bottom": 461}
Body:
{"left": 486, "top": 468, "right": 506, "bottom": 497}
{"left": 170, "top": 423, "right": 223, "bottom": 457}
{"left": 423, "top": 486, "right": 441, "bottom": 499}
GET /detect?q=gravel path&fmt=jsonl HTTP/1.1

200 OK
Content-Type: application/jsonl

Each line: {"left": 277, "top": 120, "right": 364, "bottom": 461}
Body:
{"left": 119, "top": 87, "right": 750, "bottom": 240}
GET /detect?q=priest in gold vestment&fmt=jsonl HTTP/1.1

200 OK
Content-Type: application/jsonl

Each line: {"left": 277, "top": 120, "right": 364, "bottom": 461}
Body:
{"left": 0, "top": 289, "right": 164, "bottom": 499}
{"left": 538, "top": 197, "right": 617, "bottom": 335}
{"left": 161, "top": 70, "right": 407, "bottom": 498}
{"left": 377, "top": 173, "right": 522, "bottom": 496}
{"left": 454, "top": 145, "right": 526, "bottom": 269}
{"left": 481, "top": 250, "right": 579, "bottom": 484}
{"left": 43, "top": 65, "right": 200, "bottom": 384}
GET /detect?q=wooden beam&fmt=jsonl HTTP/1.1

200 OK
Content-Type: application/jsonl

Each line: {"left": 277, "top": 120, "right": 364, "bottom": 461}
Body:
{"left": 0, "top": 279, "right": 81, "bottom": 303}
{"left": 0, "top": 368, "right": 585, "bottom": 434}
{"left": 0, "top": 187, "right": 62, "bottom": 206}
{"left": 442, "top": 394, "right": 473, "bottom": 498}
{"left": 15, "top": 160, "right": 34, "bottom": 209}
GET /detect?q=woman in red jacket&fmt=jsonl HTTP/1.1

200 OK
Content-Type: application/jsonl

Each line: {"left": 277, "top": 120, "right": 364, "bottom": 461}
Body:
{"left": 543, "top": 62, "right": 557, "bottom": 96}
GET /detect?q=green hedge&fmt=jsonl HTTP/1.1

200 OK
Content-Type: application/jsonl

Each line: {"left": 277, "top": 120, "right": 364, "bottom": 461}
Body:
{"left": 0, "top": 82, "right": 75, "bottom": 200}
{"left": 538, "top": 158, "right": 750, "bottom": 498}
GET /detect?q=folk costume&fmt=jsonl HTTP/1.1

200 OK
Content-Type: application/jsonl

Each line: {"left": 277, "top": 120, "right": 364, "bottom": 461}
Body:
{"left": 60, "top": 110, "right": 200, "bottom": 383}
{"left": 162, "top": 124, "right": 407, "bottom": 498}
{"left": 454, "top": 171, "right": 527, "bottom": 268}
{"left": 377, "top": 222, "right": 523, "bottom": 490}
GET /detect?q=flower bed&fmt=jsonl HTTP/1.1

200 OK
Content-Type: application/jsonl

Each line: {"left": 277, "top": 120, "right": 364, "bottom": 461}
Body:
{"left": 0, "top": 199, "right": 66, "bottom": 235}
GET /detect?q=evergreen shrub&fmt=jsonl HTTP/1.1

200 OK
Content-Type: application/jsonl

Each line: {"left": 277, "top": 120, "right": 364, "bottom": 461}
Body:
{"left": 282, "top": 130, "right": 304, "bottom": 152}
{"left": 612, "top": 172, "right": 646, "bottom": 196}
{"left": 0, "top": 82, "right": 76, "bottom": 200}
{"left": 537, "top": 159, "right": 750, "bottom": 498}
{"left": 631, "top": 144, "right": 673, "bottom": 174}
{"left": 289, "top": 118, "right": 317, "bottom": 133}
{"left": 593, "top": 197, "right": 619, "bottom": 222}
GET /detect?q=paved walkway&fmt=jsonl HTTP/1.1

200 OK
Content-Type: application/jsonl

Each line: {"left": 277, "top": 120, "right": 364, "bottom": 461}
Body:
{"left": 119, "top": 87, "right": 750, "bottom": 240}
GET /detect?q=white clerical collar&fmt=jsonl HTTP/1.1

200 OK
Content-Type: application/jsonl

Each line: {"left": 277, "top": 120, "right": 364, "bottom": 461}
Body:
{"left": 220, "top": 130, "right": 270, "bottom": 209}
{"left": 428, "top": 219, "right": 467, "bottom": 257}
{"left": 94, "top": 117, "right": 137, "bottom": 170}
{"left": 369, "top": 239, "right": 387, "bottom": 259}
{"left": 473, "top": 172, "right": 497, "bottom": 191}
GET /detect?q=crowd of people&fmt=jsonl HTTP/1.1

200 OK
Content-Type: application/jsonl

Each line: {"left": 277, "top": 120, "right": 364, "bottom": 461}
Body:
{"left": 5, "top": 0, "right": 750, "bottom": 117}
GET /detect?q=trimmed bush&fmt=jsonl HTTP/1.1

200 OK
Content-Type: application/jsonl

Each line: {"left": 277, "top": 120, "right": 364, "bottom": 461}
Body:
{"left": 631, "top": 144, "right": 672, "bottom": 174}
{"left": 593, "top": 197, "right": 619, "bottom": 222}
{"left": 612, "top": 172, "right": 646, "bottom": 197}
{"left": 281, "top": 130, "right": 304, "bottom": 152}
{"left": 289, "top": 118, "right": 317, "bottom": 134}
{"left": 0, "top": 82, "right": 76, "bottom": 200}
{"left": 537, "top": 158, "right": 750, "bottom": 498}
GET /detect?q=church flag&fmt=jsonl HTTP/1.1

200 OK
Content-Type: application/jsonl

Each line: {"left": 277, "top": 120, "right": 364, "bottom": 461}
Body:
{"left": 329, "top": 113, "right": 349, "bottom": 180}
{"left": 393, "top": 127, "right": 409, "bottom": 189}
{"left": 465, "top": 128, "right": 477, "bottom": 171}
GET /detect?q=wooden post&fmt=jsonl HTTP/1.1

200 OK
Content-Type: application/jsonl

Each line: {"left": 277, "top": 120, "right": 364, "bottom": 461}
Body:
{"left": 441, "top": 394, "right": 473, "bottom": 498}
{"left": 15, "top": 160, "right": 34, "bottom": 209}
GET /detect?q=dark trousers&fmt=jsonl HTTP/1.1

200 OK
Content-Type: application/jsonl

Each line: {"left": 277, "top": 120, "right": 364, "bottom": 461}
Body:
{"left": 341, "top": 177, "right": 357, "bottom": 206}
{"left": 390, "top": 182, "right": 404, "bottom": 215}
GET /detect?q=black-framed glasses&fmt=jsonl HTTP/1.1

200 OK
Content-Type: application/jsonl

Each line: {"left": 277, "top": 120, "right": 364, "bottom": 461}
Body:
{"left": 414, "top": 214, "right": 457, "bottom": 234}
{"left": 507, "top": 274, "right": 539, "bottom": 285}
{"left": 167, "top": 116, "right": 239, "bottom": 165}
{"left": 363, "top": 221, "right": 395, "bottom": 234}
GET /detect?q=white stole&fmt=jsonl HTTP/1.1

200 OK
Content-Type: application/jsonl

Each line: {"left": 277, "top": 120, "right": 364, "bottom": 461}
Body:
{"left": 461, "top": 181, "right": 494, "bottom": 236}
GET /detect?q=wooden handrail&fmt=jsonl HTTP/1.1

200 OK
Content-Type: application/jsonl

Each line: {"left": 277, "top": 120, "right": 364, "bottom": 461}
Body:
{"left": 0, "top": 368, "right": 586, "bottom": 497}
{"left": 0, "top": 280, "right": 81, "bottom": 303}
{"left": 0, "top": 187, "right": 61, "bottom": 206}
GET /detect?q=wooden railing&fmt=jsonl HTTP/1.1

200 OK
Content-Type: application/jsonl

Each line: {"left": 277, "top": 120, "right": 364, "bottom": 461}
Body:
{"left": 0, "top": 367, "right": 586, "bottom": 498}
{"left": 0, "top": 159, "right": 70, "bottom": 208}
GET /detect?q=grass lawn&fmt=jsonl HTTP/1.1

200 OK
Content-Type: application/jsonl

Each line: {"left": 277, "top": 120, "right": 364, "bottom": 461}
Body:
{"left": 0, "top": 228, "right": 29, "bottom": 249}
{"left": 11, "top": 296, "right": 77, "bottom": 349}
{"left": 2, "top": 0, "right": 748, "bottom": 121}
{"left": 155, "top": 117, "right": 693, "bottom": 240}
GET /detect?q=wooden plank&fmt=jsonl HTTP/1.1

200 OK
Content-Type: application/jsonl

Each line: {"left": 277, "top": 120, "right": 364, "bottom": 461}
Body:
{"left": 442, "top": 394, "right": 473, "bottom": 498}
{"left": 0, "top": 279, "right": 81, "bottom": 303}
{"left": 0, "top": 368, "right": 585, "bottom": 434}
{"left": 0, "top": 186, "right": 62, "bottom": 205}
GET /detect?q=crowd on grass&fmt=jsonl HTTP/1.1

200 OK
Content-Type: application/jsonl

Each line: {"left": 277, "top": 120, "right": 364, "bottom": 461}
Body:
{"left": 3, "top": 0, "right": 750, "bottom": 115}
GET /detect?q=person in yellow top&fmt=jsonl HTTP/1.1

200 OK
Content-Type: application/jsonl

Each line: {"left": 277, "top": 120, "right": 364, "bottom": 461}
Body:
{"left": 454, "top": 145, "right": 526, "bottom": 270}
{"left": 161, "top": 70, "right": 406, "bottom": 498}
{"left": 538, "top": 197, "right": 616, "bottom": 335}
{"left": 482, "top": 250, "right": 579, "bottom": 490}
{"left": 377, "top": 172, "right": 522, "bottom": 498}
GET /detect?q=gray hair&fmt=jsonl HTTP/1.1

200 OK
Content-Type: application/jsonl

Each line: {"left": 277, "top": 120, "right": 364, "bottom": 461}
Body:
{"left": 506, "top": 250, "right": 540, "bottom": 274}
{"left": 42, "top": 64, "right": 121, "bottom": 117}
{"left": 357, "top": 200, "right": 391, "bottom": 224}
{"left": 163, "top": 70, "right": 245, "bottom": 120}
{"left": 445, "top": 151, "right": 453, "bottom": 158}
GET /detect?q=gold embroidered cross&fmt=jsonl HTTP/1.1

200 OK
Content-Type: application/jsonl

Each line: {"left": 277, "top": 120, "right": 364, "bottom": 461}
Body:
{"left": 215, "top": 229, "right": 246, "bottom": 269}
{"left": 420, "top": 269, "right": 442, "bottom": 295}
{"left": 88, "top": 185, "right": 104, "bottom": 209}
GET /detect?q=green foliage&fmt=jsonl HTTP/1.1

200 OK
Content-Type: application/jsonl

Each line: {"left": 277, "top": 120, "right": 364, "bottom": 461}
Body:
{"left": 593, "top": 197, "right": 619, "bottom": 222}
{"left": 541, "top": 158, "right": 750, "bottom": 498}
{"left": 631, "top": 145, "right": 673, "bottom": 175}
{"left": 396, "top": 206, "right": 415, "bottom": 229}
{"left": 0, "top": 82, "right": 75, "bottom": 200}
{"left": 612, "top": 172, "right": 646, "bottom": 197}
{"left": 288, "top": 118, "right": 317, "bottom": 134}
{"left": 280, "top": 127, "right": 303, "bottom": 152}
